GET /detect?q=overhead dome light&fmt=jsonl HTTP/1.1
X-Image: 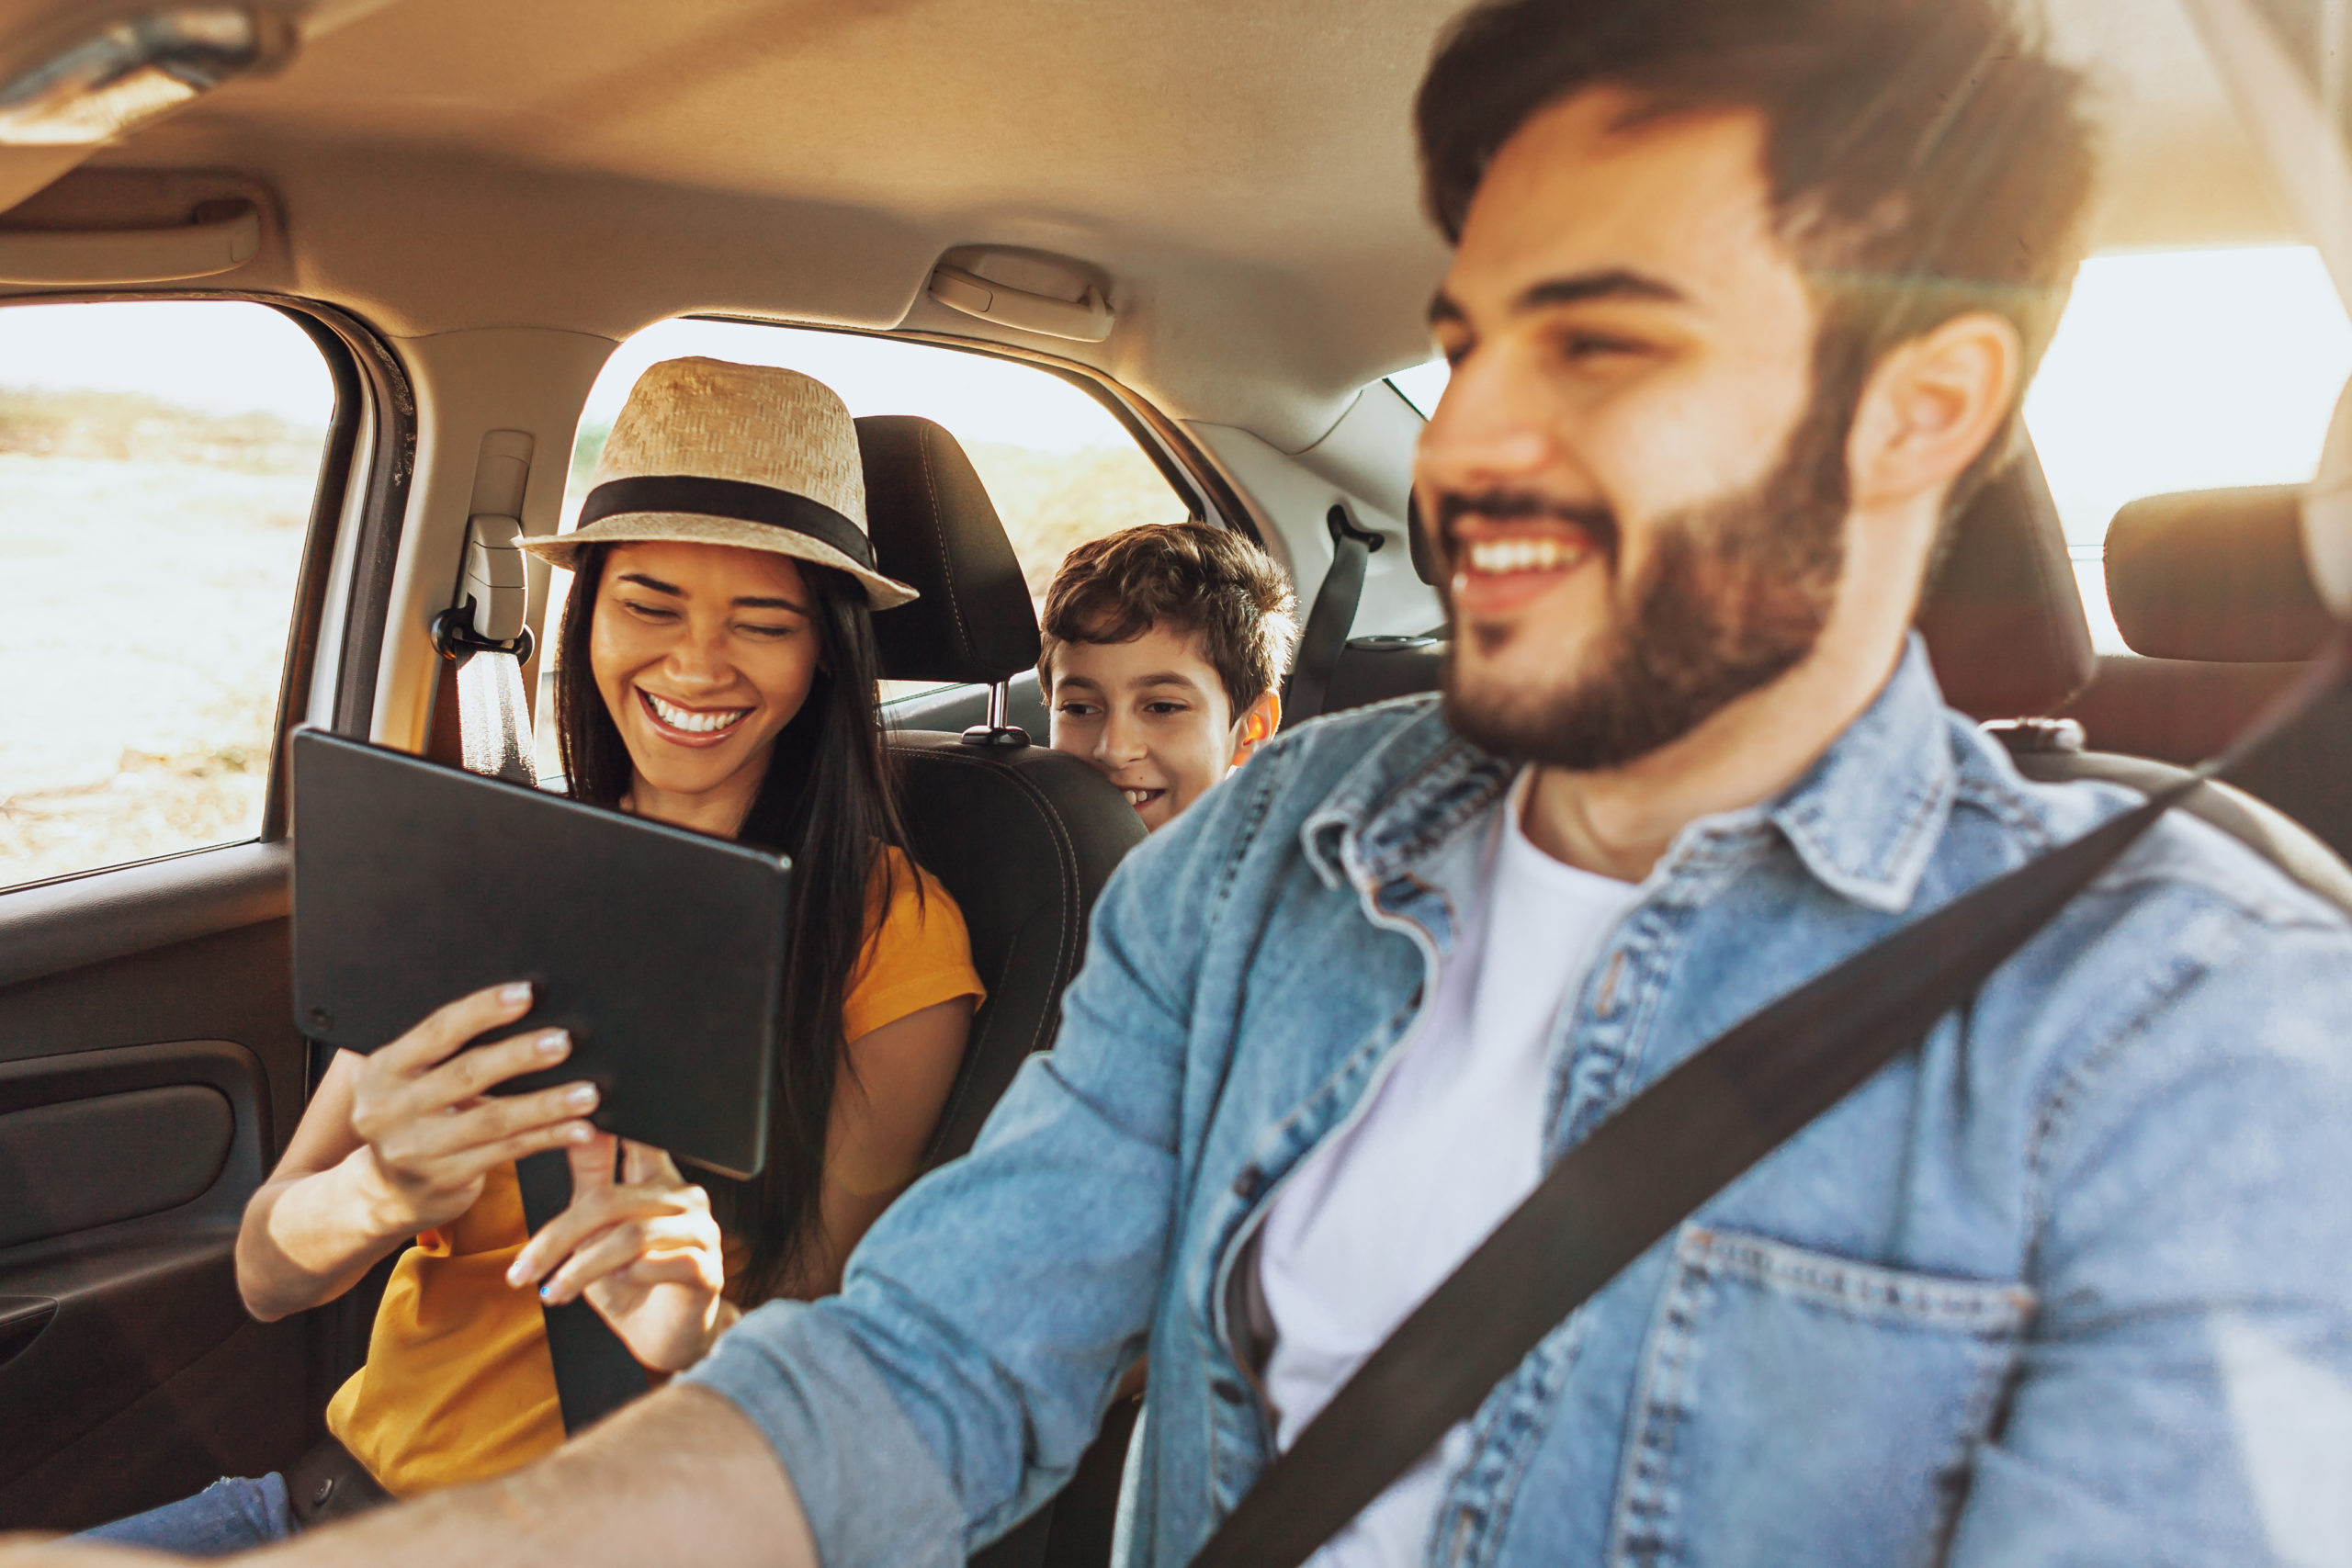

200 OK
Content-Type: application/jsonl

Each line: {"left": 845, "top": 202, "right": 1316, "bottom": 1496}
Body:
{"left": 0, "top": 8, "right": 293, "bottom": 147}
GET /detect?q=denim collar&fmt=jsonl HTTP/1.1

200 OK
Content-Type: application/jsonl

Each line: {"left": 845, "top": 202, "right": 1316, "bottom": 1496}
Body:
{"left": 1303, "top": 635, "right": 1959, "bottom": 917}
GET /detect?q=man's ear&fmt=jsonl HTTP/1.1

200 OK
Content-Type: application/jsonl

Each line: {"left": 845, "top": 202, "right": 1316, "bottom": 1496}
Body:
{"left": 1844, "top": 310, "right": 2022, "bottom": 513}
{"left": 1231, "top": 687, "right": 1283, "bottom": 766}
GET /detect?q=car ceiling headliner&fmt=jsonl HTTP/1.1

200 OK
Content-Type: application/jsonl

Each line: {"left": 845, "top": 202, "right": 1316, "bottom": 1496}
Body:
{"left": 0, "top": 0, "right": 2306, "bottom": 449}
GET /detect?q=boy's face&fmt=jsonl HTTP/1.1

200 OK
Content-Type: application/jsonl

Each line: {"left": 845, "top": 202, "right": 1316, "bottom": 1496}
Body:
{"left": 1047, "top": 623, "right": 1279, "bottom": 832}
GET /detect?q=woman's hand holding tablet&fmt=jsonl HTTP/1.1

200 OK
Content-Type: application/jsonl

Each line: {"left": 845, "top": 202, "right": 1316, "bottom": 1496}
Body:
{"left": 503, "top": 1136, "right": 732, "bottom": 1371}
{"left": 346, "top": 982, "right": 602, "bottom": 1236}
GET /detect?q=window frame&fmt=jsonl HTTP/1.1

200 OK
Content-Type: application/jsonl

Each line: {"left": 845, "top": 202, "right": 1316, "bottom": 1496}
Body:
{"left": 674, "top": 313, "right": 1261, "bottom": 545}
{"left": 576, "top": 316, "right": 1261, "bottom": 720}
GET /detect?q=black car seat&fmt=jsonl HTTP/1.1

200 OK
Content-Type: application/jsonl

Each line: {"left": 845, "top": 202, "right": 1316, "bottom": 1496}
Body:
{"left": 856, "top": 414, "right": 1148, "bottom": 1166}
{"left": 1322, "top": 443, "right": 2352, "bottom": 917}
{"left": 857, "top": 416, "right": 1147, "bottom": 1568}
{"left": 2085, "top": 486, "right": 2352, "bottom": 863}
{"left": 1909, "top": 456, "right": 2352, "bottom": 910}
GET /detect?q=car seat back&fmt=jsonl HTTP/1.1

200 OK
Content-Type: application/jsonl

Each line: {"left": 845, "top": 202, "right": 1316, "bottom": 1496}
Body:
{"left": 856, "top": 415, "right": 1147, "bottom": 1163}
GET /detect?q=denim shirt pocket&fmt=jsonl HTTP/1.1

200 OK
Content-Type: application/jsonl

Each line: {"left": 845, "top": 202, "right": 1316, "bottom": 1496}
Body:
{"left": 1606, "top": 1226, "right": 2032, "bottom": 1568}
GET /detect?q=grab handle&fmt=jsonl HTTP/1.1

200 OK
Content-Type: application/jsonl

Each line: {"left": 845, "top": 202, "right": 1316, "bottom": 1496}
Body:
{"left": 928, "top": 263, "right": 1113, "bottom": 342}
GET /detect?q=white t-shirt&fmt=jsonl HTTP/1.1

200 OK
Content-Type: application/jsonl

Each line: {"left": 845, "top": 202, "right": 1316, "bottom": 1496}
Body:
{"left": 1256, "top": 769, "right": 1637, "bottom": 1568}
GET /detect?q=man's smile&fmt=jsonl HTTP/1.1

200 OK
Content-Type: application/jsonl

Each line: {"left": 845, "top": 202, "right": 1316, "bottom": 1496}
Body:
{"left": 1447, "top": 514, "right": 1611, "bottom": 618}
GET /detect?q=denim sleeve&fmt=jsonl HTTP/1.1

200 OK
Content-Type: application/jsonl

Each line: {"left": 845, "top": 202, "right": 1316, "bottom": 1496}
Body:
{"left": 1948, "top": 903, "right": 2352, "bottom": 1564}
{"left": 684, "top": 758, "right": 1274, "bottom": 1566}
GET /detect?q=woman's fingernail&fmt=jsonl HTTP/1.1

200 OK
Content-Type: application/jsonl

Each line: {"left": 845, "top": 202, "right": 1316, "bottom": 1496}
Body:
{"left": 566, "top": 1122, "right": 594, "bottom": 1142}
{"left": 538, "top": 1282, "right": 558, "bottom": 1303}
{"left": 566, "top": 1083, "right": 598, "bottom": 1110}
{"left": 537, "top": 1030, "right": 571, "bottom": 1058}
{"left": 505, "top": 1263, "right": 527, "bottom": 1287}
{"left": 502, "top": 982, "right": 533, "bottom": 1006}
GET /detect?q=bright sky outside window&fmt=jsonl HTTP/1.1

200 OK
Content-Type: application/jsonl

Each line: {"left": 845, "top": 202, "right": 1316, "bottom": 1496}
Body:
{"left": 0, "top": 299, "right": 333, "bottom": 886}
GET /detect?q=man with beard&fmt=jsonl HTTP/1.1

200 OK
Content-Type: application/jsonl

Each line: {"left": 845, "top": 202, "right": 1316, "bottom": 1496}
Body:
{"left": 29, "top": 0, "right": 2352, "bottom": 1564}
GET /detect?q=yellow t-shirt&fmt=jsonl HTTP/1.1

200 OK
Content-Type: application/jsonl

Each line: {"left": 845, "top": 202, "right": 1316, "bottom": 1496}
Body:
{"left": 326, "top": 849, "right": 983, "bottom": 1496}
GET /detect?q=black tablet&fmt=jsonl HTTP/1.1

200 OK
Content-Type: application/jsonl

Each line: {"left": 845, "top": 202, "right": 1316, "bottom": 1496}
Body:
{"left": 289, "top": 728, "right": 790, "bottom": 1179}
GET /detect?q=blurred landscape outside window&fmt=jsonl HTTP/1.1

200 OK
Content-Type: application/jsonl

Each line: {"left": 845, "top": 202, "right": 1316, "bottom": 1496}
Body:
{"left": 0, "top": 300, "right": 333, "bottom": 891}
{"left": 1388, "top": 245, "right": 2352, "bottom": 656}
{"left": 535, "top": 321, "right": 1191, "bottom": 780}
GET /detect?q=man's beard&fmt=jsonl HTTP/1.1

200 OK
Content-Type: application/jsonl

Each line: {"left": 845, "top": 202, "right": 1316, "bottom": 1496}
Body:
{"left": 1440, "top": 390, "right": 1853, "bottom": 773}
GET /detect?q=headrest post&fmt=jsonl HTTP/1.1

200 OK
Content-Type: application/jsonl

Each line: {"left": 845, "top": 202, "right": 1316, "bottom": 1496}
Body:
{"left": 961, "top": 679, "right": 1029, "bottom": 750}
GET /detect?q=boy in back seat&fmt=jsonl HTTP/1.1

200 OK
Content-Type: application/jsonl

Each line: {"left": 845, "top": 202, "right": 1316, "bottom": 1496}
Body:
{"left": 1039, "top": 523, "right": 1298, "bottom": 830}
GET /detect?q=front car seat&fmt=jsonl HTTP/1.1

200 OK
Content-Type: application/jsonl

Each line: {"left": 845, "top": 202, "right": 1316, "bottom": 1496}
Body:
{"left": 856, "top": 413, "right": 1148, "bottom": 1160}
{"left": 1917, "top": 452, "right": 2352, "bottom": 915}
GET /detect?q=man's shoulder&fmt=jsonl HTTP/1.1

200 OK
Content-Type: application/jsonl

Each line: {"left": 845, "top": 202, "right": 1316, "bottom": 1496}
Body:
{"left": 1944, "top": 718, "right": 2352, "bottom": 942}
{"left": 1941, "top": 723, "right": 2352, "bottom": 1091}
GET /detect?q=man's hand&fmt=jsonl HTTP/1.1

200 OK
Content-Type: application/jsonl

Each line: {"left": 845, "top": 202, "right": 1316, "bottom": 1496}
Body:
{"left": 505, "top": 1136, "right": 732, "bottom": 1371}
{"left": 347, "top": 983, "right": 602, "bottom": 1237}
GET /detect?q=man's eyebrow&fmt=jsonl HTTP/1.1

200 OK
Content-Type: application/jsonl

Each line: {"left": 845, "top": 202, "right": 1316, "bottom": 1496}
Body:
{"left": 1135, "top": 672, "right": 1206, "bottom": 691}
{"left": 616, "top": 571, "right": 681, "bottom": 595}
{"left": 1054, "top": 673, "right": 1104, "bottom": 692}
{"left": 1514, "top": 269, "right": 1687, "bottom": 311}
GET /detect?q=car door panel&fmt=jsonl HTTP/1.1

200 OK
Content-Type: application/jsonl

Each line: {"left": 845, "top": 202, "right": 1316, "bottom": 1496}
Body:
{"left": 0, "top": 863, "right": 313, "bottom": 1530}
{"left": 0, "top": 1020, "right": 304, "bottom": 1530}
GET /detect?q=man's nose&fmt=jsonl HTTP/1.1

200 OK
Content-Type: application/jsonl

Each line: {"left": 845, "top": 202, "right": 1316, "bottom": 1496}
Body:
{"left": 1416, "top": 344, "right": 1558, "bottom": 496}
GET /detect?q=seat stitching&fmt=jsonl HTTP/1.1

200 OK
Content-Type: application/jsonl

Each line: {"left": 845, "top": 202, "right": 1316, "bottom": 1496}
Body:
{"left": 912, "top": 429, "right": 980, "bottom": 673}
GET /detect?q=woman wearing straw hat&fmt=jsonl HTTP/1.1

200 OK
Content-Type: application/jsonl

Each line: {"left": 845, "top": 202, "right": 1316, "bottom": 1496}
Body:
{"left": 81, "top": 358, "right": 984, "bottom": 1554}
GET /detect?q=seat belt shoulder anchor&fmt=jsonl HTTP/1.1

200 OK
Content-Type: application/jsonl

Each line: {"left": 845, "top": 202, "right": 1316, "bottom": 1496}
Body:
{"left": 433, "top": 513, "right": 536, "bottom": 664}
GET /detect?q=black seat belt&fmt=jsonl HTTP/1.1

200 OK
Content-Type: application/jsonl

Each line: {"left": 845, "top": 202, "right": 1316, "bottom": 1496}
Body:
{"left": 1193, "top": 632, "right": 2351, "bottom": 1568}
{"left": 434, "top": 549, "right": 649, "bottom": 1435}
{"left": 512, "top": 1142, "right": 649, "bottom": 1432}
{"left": 1283, "top": 504, "right": 1384, "bottom": 726}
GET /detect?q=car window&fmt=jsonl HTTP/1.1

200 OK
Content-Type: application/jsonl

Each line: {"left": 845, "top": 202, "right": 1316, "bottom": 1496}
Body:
{"left": 536, "top": 321, "right": 1193, "bottom": 776}
{"left": 0, "top": 300, "right": 335, "bottom": 892}
{"left": 1386, "top": 248, "right": 2352, "bottom": 656}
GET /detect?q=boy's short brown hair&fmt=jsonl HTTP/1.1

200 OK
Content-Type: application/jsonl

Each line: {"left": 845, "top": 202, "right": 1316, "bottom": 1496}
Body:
{"left": 1038, "top": 524, "right": 1300, "bottom": 718}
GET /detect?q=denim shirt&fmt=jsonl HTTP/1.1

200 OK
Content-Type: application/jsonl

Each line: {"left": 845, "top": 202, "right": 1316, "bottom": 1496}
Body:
{"left": 687, "top": 637, "right": 2352, "bottom": 1567}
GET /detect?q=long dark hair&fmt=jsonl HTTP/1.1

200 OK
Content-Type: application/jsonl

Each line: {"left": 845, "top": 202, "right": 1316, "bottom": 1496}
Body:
{"left": 553, "top": 541, "right": 914, "bottom": 1301}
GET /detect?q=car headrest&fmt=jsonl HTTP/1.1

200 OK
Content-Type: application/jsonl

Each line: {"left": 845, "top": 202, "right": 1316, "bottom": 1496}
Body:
{"left": 2105, "top": 487, "right": 2338, "bottom": 662}
{"left": 1914, "top": 442, "right": 2096, "bottom": 719}
{"left": 857, "top": 415, "right": 1043, "bottom": 685}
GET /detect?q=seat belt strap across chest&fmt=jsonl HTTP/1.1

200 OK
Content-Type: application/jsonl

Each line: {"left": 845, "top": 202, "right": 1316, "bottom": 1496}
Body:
{"left": 1191, "top": 631, "right": 2352, "bottom": 1568}
{"left": 435, "top": 586, "right": 649, "bottom": 1435}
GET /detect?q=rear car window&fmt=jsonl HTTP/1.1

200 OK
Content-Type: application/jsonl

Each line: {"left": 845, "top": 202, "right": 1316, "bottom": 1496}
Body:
{"left": 537, "top": 321, "right": 1193, "bottom": 773}
{"left": 0, "top": 300, "right": 334, "bottom": 891}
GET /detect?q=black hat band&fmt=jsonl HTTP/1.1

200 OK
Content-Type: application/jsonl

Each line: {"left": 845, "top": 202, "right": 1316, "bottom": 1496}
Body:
{"left": 577, "top": 474, "right": 876, "bottom": 572}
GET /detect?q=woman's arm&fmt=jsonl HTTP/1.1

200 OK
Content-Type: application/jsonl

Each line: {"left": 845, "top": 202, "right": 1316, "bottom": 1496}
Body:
{"left": 236, "top": 984, "right": 602, "bottom": 1322}
{"left": 785, "top": 995, "right": 975, "bottom": 1299}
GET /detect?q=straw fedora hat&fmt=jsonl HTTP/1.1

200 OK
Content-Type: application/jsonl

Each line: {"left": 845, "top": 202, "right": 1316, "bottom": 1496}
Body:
{"left": 522, "top": 356, "right": 919, "bottom": 609}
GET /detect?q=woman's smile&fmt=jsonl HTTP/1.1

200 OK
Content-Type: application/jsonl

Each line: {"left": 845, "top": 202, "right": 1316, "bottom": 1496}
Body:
{"left": 637, "top": 687, "right": 753, "bottom": 746}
